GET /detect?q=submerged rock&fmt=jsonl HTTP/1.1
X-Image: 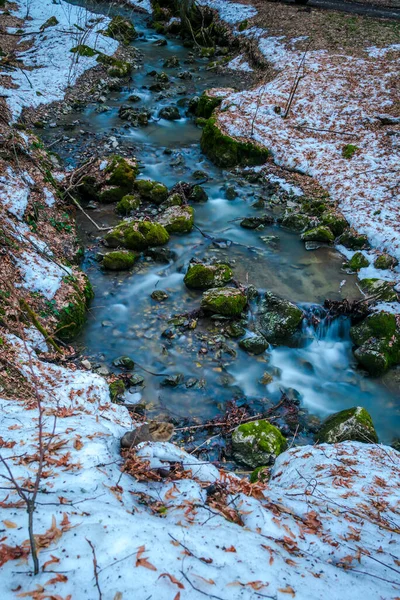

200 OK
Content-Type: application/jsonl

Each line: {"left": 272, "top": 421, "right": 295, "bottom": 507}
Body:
{"left": 240, "top": 216, "right": 273, "bottom": 229}
{"left": 104, "top": 220, "right": 169, "bottom": 250}
{"left": 257, "top": 292, "right": 304, "bottom": 343}
{"left": 102, "top": 250, "right": 137, "bottom": 271}
{"left": 151, "top": 290, "right": 168, "bottom": 301}
{"left": 317, "top": 406, "right": 378, "bottom": 444}
{"left": 159, "top": 105, "right": 180, "bottom": 120}
{"left": 232, "top": 420, "right": 287, "bottom": 468}
{"left": 225, "top": 184, "right": 237, "bottom": 200}
{"left": 189, "top": 184, "right": 208, "bottom": 203}
{"left": 184, "top": 262, "right": 233, "bottom": 290}
{"left": 350, "top": 311, "right": 400, "bottom": 375}
{"left": 201, "top": 287, "right": 247, "bottom": 317}
{"left": 239, "top": 335, "right": 269, "bottom": 355}
{"left": 157, "top": 205, "right": 194, "bottom": 233}
{"left": 113, "top": 355, "right": 135, "bottom": 370}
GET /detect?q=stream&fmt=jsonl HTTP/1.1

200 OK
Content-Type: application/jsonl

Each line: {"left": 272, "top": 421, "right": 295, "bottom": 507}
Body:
{"left": 39, "top": 1, "right": 400, "bottom": 457}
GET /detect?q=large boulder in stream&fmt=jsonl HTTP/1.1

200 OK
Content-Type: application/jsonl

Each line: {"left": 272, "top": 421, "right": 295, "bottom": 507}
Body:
{"left": 317, "top": 406, "right": 378, "bottom": 444}
{"left": 232, "top": 420, "right": 287, "bottom": 468}
{"left": 102, "top": 250, "right": 137, "bottom": 271}
{"left": 184, "top": 262, "right": 233, "bottom": 290}
{"left": 201, "top": 287, "right": 247, "bottom": 317}
{"left": 79, "top": 155, "right": 138, "bottom": 203}
{"left": 157, "top": 205, "right": 194, "bottom": 233}
{"left": 257, "top": 292, "right": 304, "bottom": 343}
{"left": 104, "top": 220, "right": 169, "bottom": 250}
{"left": 350, "top": 311, "right": 400, "bottom": 375}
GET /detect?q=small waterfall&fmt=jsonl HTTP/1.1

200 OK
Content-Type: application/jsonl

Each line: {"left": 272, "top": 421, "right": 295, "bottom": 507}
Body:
{"left": 301, "top": 304, "right": 351, "bottom": 343}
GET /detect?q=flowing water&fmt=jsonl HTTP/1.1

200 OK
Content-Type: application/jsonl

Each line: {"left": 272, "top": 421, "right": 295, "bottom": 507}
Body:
{"left": 41, "top": 2, "right": 400, "bottom": 448}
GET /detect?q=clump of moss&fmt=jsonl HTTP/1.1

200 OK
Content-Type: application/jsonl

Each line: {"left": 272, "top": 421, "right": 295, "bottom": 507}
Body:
{"left": 350, "top": 311, "right": 400, "bottom": 375}
{"left": 301, "top": 226, "right": 335, "bottom": 243}
{"left": 97, "top": 54, "right": 132, "bottom": 78}
{"left": 104, "top": 220, "right": 170, "bottom": 251}
{"left": 342, "top": 144, "right": 359, "bottom": 159}
{"left": 56, "top": 276, "right": 94, "bottom": 342}
{"left": 196, "top": 92, "right": 223, "bottom": 119}
{"left": 374, "top": 253, "right": 398, "bottom": 270}
{"left": 40, "top": 16, "right": 58, "bottom": 30}
{"left": 116, "top": 194, "right": 141, "bottom": 215}
{"left": 102, "top": 250, "right": 137, "bottom": 271}
{"left": 70, "top": 45, "right": 97, "bottom": 57}
{"left": 360, "top": 278, "right": 397, "bottom": 301}
{"left": 201, "top": 287, "right": 247, "bottom": 317}
{"left": 257, "top": 292, "right": 304, "bottom": 343}
{"left": 106, "top": 15, "right": 137, "bottom": 45}
{"left": 337, "top": 230, "right": 369, "bottom": 250}
{"left": 232, "top": 420, "right": 287, "bottom": 468}
{"left": 320, "top": 211, "right": 348, "bottom": 236}
{"left": 318, "top": 406, "right": 377, "bottom": 443}
{"left": 200, "top": 118, "right": 270, "bottom": 168}
{"left": 157, "top": 206, "right": 194, "bottom": 233}
{"left": 109, "top": 379, "right": 126, "bottom": 402}
{"left": 184, "top": 262, "right": 232, "bottom": 289}
{"left": 347, "top": 251, "right": 369, "bottom": 271}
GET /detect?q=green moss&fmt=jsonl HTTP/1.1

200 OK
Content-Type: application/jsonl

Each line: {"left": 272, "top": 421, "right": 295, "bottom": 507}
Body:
{"left": 237, "top": 421, "right": 287, "bottom": 454}
{"left": 320, "top": 211, "right": 348, "bottom": 236}
{"left": 56, "top": 276, "right": 93, "bottom": 342}
{"left": 201, "top": 287, "right": 247, "bottom": 317}
{"left": 250, "top": 466, "right": 269, "bottom": 483}
{"left": 158, "top": 206, "right": 194, "bottom": 234}
{"left": 301, "top": 226, "right": 335, "bottom": 243}
{"left": 342, "top": 144, "right": 359, "bottom": 159}
{"left": 163, "top": 193, "right": 184, "bottom": 207}
{"left": 105, "top": 220, "right": 169, "bottom": 250}
{"left": 40, "top": 16, "right": 58, "bottom": 30}
{"left": 280, "top": 212, "right": 311, "bottom": 232}
{"left": 103, "top": 250, "right": 137, "bottom": 271}
{"left": 350, "top": 312, "right": 400, "bottom": 375}
{"left": 116, "top": 194, "right": 141, "bottom": 215}
{"left": 374, "top": 253, "right": 398, "bottom": 270}
{"left": 318, "top": 406, "right": 378, "bottom": 443}
{"left": 360, "top": 278, "right": 397, "bottom": 301}
{"left": 337, "top": 230, "right": 369, "bottom": 250}
{"left": 70, "top": 45, "right": 97, "bottom": 57}
{"left": 257, "top": 292, "right": 303, "bottom": 343}
{"left": 200, "top": 118, "right": 270, "bottom": 168}
{"left": 189, "top": 185, "right": 208, "bottom": 203}
{"left": 238, "top": 19, "right": 248, "bottom": 32}
{"left": 106, "top": 15, "right": 137, "bottom": 45}
{"left": 135, "top": 179, "right": 156, "bottom": 199}
{"left": 149, "top": 183, "right": 169, "bottom": 204}
{"left": 98, "top": 186, "right": 127, "bottom": 204}
{"left": 184, "top": 263, "right": 232, "bottom": 290}
{"left": 109, "top": 379, "right": 126, "bottom": 402}
{"left": 347, "top": 251, "right": 369, "bottom": 271}
{"left": 105, "top": 155, "right": 138, "bottom": 189}
{"left": 196, "top": 92, "right": 222, "bottom": 119}
{"left": 301, "top": 199, "right": 327, "bottom": 216}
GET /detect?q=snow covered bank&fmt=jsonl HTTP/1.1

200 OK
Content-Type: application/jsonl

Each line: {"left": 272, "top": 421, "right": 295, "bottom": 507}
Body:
{"left": 0, "top": 0, "right": 119, "bottom": 119}
{"left": 1, "top": 336, "right": 399, "bottom": 599}
{"left": 198, "top": 0, "right": 257, "bottom": 24}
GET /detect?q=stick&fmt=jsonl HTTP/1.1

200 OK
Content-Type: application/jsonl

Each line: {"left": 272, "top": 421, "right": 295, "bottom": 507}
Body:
{"left": 86, "top": 539, "right": 103, "bottom": 600}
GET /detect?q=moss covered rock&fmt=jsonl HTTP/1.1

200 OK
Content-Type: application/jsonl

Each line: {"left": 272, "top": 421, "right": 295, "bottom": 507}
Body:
{"left": 80, "top": 155, "right": 138, "bottom": 203}
{"left": 320, "top": 211, "right": 348, "bottom": 237}
{"left": 113, "top": 355, "right": 135, "bottom": 369}
{"left": 239, "top": 335, "right": 269, "bottom": 355}
{"left": 189, "top": 185, "right": 208, "bottom": 203}
{"left": 56, "top": 276, "right": 93, "bottom": 342}
{"left": 350, "top": 311, "right": 400, "bottom": 375}
{"left": 232, "top": 420, "right": 287, "bottom": 468}
{"left": 257, "top": 292, "right": 303, "bottom": 343}
{"left": 106, "top": 15, "right": 137, "bottom": 45}
{"left": 347, "top": 251, "right": 369, "bottom": 271}
{"left": 360, "top": 278, "right": 397, "bottom": 301}
{"left": 116, "top": 194, "right": 141, "bottom": 215}
{"left": 301, "top": 226, "right": 335, "bottom": 243}
{"left": 201, "top": 118, "right": 270, "bottom": 168}
{"left": 157, "top": 206, "right": 194, "bottom": 233}
{"left": 159, "top": 105, "right": 180, "bottom": 120}
{"left": 184, "top": 262, "right": 232, "bottom": 290}
{"left": 250, "top": 466, "right": 270, "bottom": 483}
{"left": 103, "top": 250, "right": 137, "bottom": 271}
{"left": 104, "top": 220, "right": 169, "bottom": 250}
{"left": 195, "top": 91, "right": 223, "bottom": 119}
{"left": 280, "top": 212, "right": 311, "bottom": 232}
{"left": 337, "top": 230, "right": 369, "bottom": 250}
{"left": 317, "top": 406, "right": 378, "bottom": 444}
{"left": 374, "top": 253, "right": 399, "bottom": 270}
{"left": 163, "top": 193, "right": 184, "bottom": 208}
{"left": 109, "top": 379, "right": 126, "bottom": 402}
{"left": 135, "top": 179, "right": 168, "bottom": 204}
{"left": 201, "top": 287, "right": 247, "bottom": 317}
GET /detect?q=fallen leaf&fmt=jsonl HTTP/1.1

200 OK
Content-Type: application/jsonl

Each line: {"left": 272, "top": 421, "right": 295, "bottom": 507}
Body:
{"left": 136, "top": 545, "right": 157, "bottom": 571}
{"left": 0, "top": 543, "right": 29, "bottom": 567}
{"left": 224, "top": 545, "right": 236, "bottom": 552}
{"left": 158, "top": 573, "right": 184, "bottom": 589}
{"left": 45, "top": 573, "right": 68, "bottom": 585}
{"left": 3, "top": 520, "right": 17, "bottom": 529}
{"left": 42, "top": 555, "right": 60, "bottom": 571}
{"left": 278, "top": 585, "right": 296, "bottom": 597}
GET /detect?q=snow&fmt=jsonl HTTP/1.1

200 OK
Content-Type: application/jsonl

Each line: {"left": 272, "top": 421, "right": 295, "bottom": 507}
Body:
{"left": 227, "top": 55, "right": 253, "bottom": 72}
{"left": 365, "top": 43, "right": 400, "bottom": 57}
{"left": 126, "top": 0, "right": 152, "bottom": 13}
{"left": 1, "top": 338, "right": 399, "bottom": 599}
{"left": 0, "top": 0, "right": 119, "bottom": 119}
{"left": 43, "top": 187, "right": 56, "bottom": 207}
{"left": 0, "top": 167, "right": 30, "bottom": 219}
{"left": 197, "top": 0, "right": 257, "bottom": 24}
{"left": 14, "top": 250, "right": 71, "bottom": 300}
{"left": 266, "top": 173, "right": 304, "bottom": 196}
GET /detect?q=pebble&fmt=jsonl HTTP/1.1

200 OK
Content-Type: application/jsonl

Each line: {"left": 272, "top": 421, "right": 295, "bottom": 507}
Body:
{"left": 81, "top": 360, "right": 91, "bottom": 370}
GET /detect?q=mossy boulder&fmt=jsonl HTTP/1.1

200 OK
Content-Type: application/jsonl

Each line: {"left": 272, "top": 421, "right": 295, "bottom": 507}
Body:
{"left": 189, "top": 185, "right": 208, "bottom": 203}
{"left": 102, "top": 250, "right": 137, "bottom": 271}
{"left": 239, "top": 335, "right": 269, "bottom": 355}
{"left": 347, "top": 251, "right": 369, "bottom": 271}
{"left": 104, "top": 220, "right": 169, "bottom": 250}
{"left": 135, "top": 179, "right": 168, "bottom": 204}
{"left": 163, "top": 193, "right": 184, "bottom": 208}
{"left": 280, "top": 212, "right": 311, "bottom": 232}
{"left": 97, "top": 55, "right": 132, "bottom": 78}
{"left": 56, "top": 276, "right": 93, "bottom": 342}
{"left": 360, "top": 278, "right": 397, "bottom": 301}
{"left": 113, "top": 355, "right": 135, "bottom": 369}
{"left": 195, "top": 91, "right": 223, "bottom": 119}
{"left": 301, "top": 226, "right": 334, "bottom": 243}
{"left": 350, "top": 312, "right": 400, "bottom": 375}
{"left": 70, "top": 44, "right": 97, "bottom": 57}
{"left": 337, "top": 230, "right": 369, "bottom": 250}
{"left": 157, "top": 206, "right": 194, "bottom": 233}
{"left": 317, "top": 406, "right": 378, "bottom": 444}
{"left": 257, "top": 292, "right": 304, "bottom": 343}
{"left": 320, "top": 211, "right": 348, "bottom": 237}
{"left": 116, "top": 194, "right": 141, "bottom": 215}
{"left": 201, "top": 118, "right": 270, "bottom": 168}
{"left": 106, "top": 15, "right": 137, "bottom": 45}
{"left": 80, "top": 155, "right": 138, "bottom": 203}
{"left": 150, "top": 183, "right": 169, "bottom": 205}
{"left": 184, "top": 262, "right": 232, "bottom": 290}
{"left": 232, "top": 420, "right": 287, "bottom": 468}
{"left": 201, "top": 287, "right": 247, "bottom": 317}
{"left": 374, "top": 253, "right": 399, "bottom": 270}
{"left": 301, "top": 199, "right": 328, "bottom": 216}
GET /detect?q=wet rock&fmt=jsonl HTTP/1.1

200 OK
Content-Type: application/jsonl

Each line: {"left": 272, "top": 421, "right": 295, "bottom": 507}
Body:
{"left": 337, "top": 230, "right": 369, "bottom": 250}
{"left": 259, "top": 372, "right": 273, "bottom": 385}
{"left": 178, "top": 70, "right": 192, "bottom": 79}
{"left": 145, "top": 247, "right": 176, "bottom": 263}
{"left": 350, "top": 311, "right": 400, "bottom": 375}
{"left": 185, "top": 377, "right": 198, "bottom": 388}
{"left": 184, "top": 262, "right": 232, "bottom": 290}
{"left": 360, "top": 278, "right": 397, "bottom": 301}
{"left": 304, "top": 241, "right": 322, "bottom": 251}
{"left": 135, "top": 179, "right": 169, "bottom": 204}
{"left": 129, "top": 373, "right": 145, "bottom": 386}
{"left": 193, "top": 170, "right": 208, "bottom": 180}
{"left": 195, "top": 90, "right": 227, "bottom": 119}
{"left": 159, "top": 105, "right": 180, "bottom": 120}
{"left": 113, "top": 356, "right": 135, "bottom": 370}
{"left": 301, "top": 226, "right": 334, "bottom": 243}
{"left": 161, "top": 193, "right": 184, "bottom": 208}
{"left": 121, "top": 421, "right": 174, "bottom": 448}
{"left": 317, "top": 406, "right": 378, "bottom": 444}
{"left": 374, "top": 253, "right": 399, "bottom": 270}
{"left": 118, "top": 105, "right": 151, "bottom": 126}
{"left": 157, "top": 205, "right": 194, "bottom": 233}
{"left": 239, "top": 335, "right": 269, "bottom": 355}
{"left": 225, "top": 323, "right": 246, "bottom": 338}
{"left": 189, "top": 184, "right": 208, "bottom": 203}
{"left": 240, "top": 216, "right": 274, "bottom": 229}
{"left": 106, "top": 15, "right": 137, "bottom": 45}
{"left": 102, "top": 250, "right": 137, "bottom": 271}
{"left": 169, "top": 181, "right": 192, "bottom": 199}
{"left": 232, "top": 420, "right": 287, "bottom": 468}
{"left": 280, "top": 211, "right": 311, "bottom": 232}
{"left": 116, "top": 194, "right": 141, "bottom": 216}
{"left": 104, "top": 220, "right": 169, "bottom": 250}
{"left": 163, "top": 56, "right": 180, "bottom": 68}
{"left": 257, "top": 292, "right": 304, "bottom": 343}
{"left": 347, "top": 251, "right": 369, "bottom": 271}
{"left": 151, "top": 290, "right": 168, "bottom": 301}
{"left": 201, "top": 288, "right": 247, "bottom": 317}
{"left": 161, "top": 374, "right": 184, "bottom": 387}
{"left": 161, "top": 327, "right": 176, "bottom": 339}
{"left": 225, "top": 184, "right": 237, "bottom": 200}
{"left": 128, "top": 94, "right": 141, "bottom": 102}
{"left": 80, "top": 155, "right": 138, "bottom": 203}
{"left": 154, "top": 38, "right": 167, "bottom": 47}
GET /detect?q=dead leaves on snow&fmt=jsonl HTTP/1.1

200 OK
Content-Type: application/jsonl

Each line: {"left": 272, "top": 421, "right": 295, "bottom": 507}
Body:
{"left": 136, "top": 545, "right": 157, "bottom": 571}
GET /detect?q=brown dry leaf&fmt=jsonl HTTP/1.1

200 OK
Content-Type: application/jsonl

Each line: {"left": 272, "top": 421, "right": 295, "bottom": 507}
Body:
{"left": 173, "top": 594, "right": 181, "bottom": 600}
{"left": 42, "top": 555, "right": 60, "bottom": 571}
{"left": 31, "top": 516, "right": 62, "bottom": 552}
{"left": 0, "top": 543, "right": 29, "bottom": 567}
{"left": 136, "top": 545, "right": 157, "bottom": 571}
{"left": 73, "top": 437, "right": 83, "bottom": 451}
{"left": 158, "top": 573, "right": 184, "bottom": 589}
{"left": 45, "top": 574, "right": 68, "bottom": 585}
{"left": 3, "top": 520, "right": 17, "bottom": 529}
{"left": 278, "top": 585, "right": 296, "bottom": 597}
{"left": 164, "top": 484, "right": 179, "bottom": 501}
{"left": 224, "top": 545, "right": 236, "bottom": 552}
{"left": 193, "top": 575, "right": 215, "bottom": 585}
{"left": 17, "top": 585, "right": 45, "bottom": 598}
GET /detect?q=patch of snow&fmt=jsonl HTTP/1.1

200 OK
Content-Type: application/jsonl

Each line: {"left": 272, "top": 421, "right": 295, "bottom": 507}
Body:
{"left": 372, "top": 301, "right": 400, "bottom": 314}
{"left": 197, "top": 0, "right": 257, "bottom": 24}
{"left": 0, "top": 167, "right": 30, "bottom": 219}
{"left": 0, "top": 0, "right": 119, "bottom": 119}
{"left": 126, "top": 0, "right": 152, "bottom": 12}
{"left": 53, "top": 171, "right": 66, "bottom": 182}
{"left": 23, "top": 327, "right": 49, "bottom": 352}
{"left": 43, "top": 186, "right": 56, "bottom": 207}
{"left": 227, "top": 54, "right": 253, "bottom": 72}
{"left": 365, "top": 43, "right": 400, "bottom": 57}
{"left": 266, "top": 173, "right": 304, "bottom": 196}
{"left": 14, "top": 250, "right": 71, "bottom": 299}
